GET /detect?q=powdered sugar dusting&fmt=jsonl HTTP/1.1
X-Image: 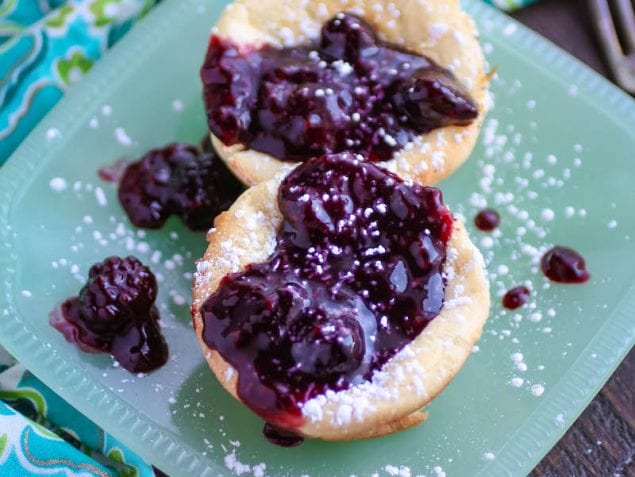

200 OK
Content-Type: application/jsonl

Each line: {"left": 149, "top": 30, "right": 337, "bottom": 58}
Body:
{"left": 172, "top": 99, "right": 184, "bottom": 112}
{"left": 46, "top": 128, "right": 62, "bottom": 141}
{"left": 49, "top": 177, "right": 68, "bottom": 192}
{"left": 385, "top": 464, "right": 412, "bottom": 477}
{"left": 531, "top": 384, "right": 545, "bottom": 397}
{"left": 94, "top": 187, "right": 108, "bottom": 207}
{"left": 114, "top": 127, "right": 134, "bottom": 146}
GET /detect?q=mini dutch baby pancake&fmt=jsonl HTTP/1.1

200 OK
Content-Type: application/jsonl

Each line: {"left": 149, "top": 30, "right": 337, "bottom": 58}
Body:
{"left": 191, "top": 153, "right": 490, "bottom": 441}
{"left": 200, "top": 0, "right": 488, "bottom": 186}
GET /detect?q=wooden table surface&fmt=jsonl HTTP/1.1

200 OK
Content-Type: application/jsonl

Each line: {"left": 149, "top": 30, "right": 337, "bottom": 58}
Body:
{"left": 511, "top": 1, "right": 635, "bottom": 476}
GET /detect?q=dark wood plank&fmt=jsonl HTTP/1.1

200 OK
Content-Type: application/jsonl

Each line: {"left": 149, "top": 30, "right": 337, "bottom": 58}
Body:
{"left": 511, "top": 1, "right": 635, "bottom": 475}
{"left": 512, "top": 0, "right": 609, "bottom": 77}
{"left": 529, "top": 350, "right": 635, "bottom": 477}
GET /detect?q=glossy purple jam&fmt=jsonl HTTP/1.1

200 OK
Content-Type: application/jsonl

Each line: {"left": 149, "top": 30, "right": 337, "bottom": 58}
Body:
{"left": 541, "top": 246, "right": 590, "bottom": 284}
{"left": 200, "top": 153, "right": 453, "bottom": 429}
{"left": 118, "top": 143, "right": 244, "bottom": 231}
{"left": 201, "top": 13, "right": 478, "bottom": 163}
{"left": 502, "top": 285, "right": 530, "bottom": 310}
{"left": 262, "top": 423, "right": 305, "bottom": 448}
{"left": 49, "top": 256, "right": 168, "bottom": 373}
{"left": 474, "top": 208, "right": 500, "bottom": 231}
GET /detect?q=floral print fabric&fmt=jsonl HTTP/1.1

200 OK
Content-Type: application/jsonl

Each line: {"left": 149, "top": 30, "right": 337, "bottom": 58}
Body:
{"left": 0, "top": 0, "right": 159, "bottom": 164}
{"left": 0, "top": 347, "right": 155, "bottom": 476}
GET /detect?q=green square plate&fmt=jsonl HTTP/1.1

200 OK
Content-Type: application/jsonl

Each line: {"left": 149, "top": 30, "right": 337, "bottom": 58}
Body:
{"left": 1, "top": 0, "right": 634, "bottom": 475}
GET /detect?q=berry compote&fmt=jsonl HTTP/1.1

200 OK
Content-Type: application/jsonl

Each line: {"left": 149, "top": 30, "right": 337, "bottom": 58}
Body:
{"left": 118, "top": 143, "right": 244, "bottom": 231}
{"left": 201, "top": 13, "right": 478, "bottom": 163}
{"left": 502, "top": 285, "right": 530, "bottom": 310}
{"left": 200, "top": 153, "right": 454, "bottom": 430}
{"left": 541, "top": 246, "right": 590, "bottom": 284}
{"left": 474, "top": 208, "right": 500, "bottom": 231}
{"left": 49, "top": 256, "right": 168, "bottom": 373}
{"left": 262, "top": 423, "right": 305, "bottom": 448}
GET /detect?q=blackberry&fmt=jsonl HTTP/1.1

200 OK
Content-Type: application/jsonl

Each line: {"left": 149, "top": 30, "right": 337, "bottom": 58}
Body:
{"left": 51, "top": 256, "right": 168, "bottom": 374}
{"left": 79, "top": 256, "right": 157, "bottom": 334}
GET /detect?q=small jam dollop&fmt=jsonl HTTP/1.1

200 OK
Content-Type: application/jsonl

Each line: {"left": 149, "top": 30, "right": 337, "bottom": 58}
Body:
{"left": 502, "top": 285, "right": 530, "bottom": 310}
{"left": 201, "top": 13, "right": 477, "bottom": 163}
{"left": 541, "top": 246, "right": 590, "bottom": 284}
{"left": 262, "top": 423, "right": 305, "bottom": 448}
{"left": 118, "top": 143, "right": 244, "bottom": 231}
{"left": 49, "top": 256, "right": 168, "bottom": 373}
{"left": 200, "top": 153, "right": 453, "bottom": 430}
{"left": 474, "top": 208, "right": 500, "bottom": 231}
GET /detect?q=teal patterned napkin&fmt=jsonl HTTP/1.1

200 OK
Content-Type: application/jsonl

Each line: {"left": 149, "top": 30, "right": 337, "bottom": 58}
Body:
{"left": 0, "top": 403, "right": 114, "bottom": 477}
{"left": 0, "top": 348, "right": 154, "bottom": 476}
{"left": 0, "top": 0, "right": 159, "bottom": 164}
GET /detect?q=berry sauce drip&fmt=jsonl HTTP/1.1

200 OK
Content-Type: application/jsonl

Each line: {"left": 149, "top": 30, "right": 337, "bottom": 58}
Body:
{"left": 49, "top": 256, "right": 168, "bottom": 373}
{"left": 118, "top": 143, "right": 244, "bottom": 231}
{"left": 262, "top": 423, "right": 305, "bottom": 448}
{"left": 98, "top": 158, "right": 128, "bottom": 183}
{"left": 502, "top": 286, "right": 530, "bottom": 310}
{"left": 541, "top": 246, "right": 590, "bottom": 284}
{"left": 474, "top": 208, "right": 500, "bottom": 231}
{"left": 200, "top": 153, "right": 454, "bottom": 430}
{"left": 201, "top": 13, "right": 478, "bottom": 163}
